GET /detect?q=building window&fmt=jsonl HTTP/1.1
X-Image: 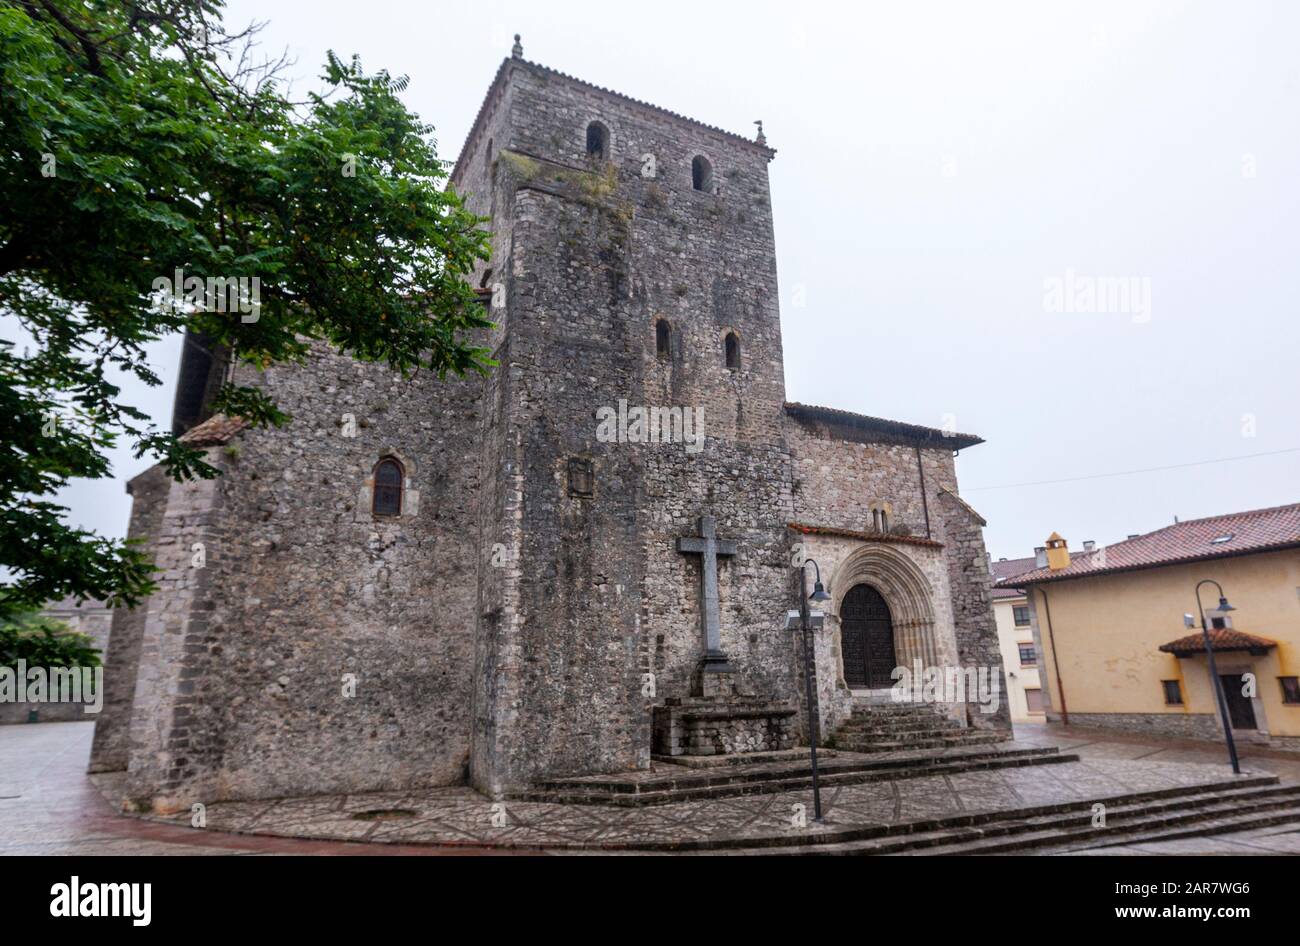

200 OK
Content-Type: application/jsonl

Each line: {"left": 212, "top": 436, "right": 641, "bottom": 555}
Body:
{"left": 372, "top": 458, "right": 404, "bottom": 516}
{"left": 1162, "top": 679, "right": 1183, "bottom": 705}
{"left": 586, "top": 122, "right": 609, "bottom": 160}
{"left": 692, "top": 155, "right": 712, "bottom": 192}
{"left": 567, "top": 457, "right": 594, "bottom": 497}
{"left": 724, "top": 331, "right": 740, "bottom": 370}
{"left": 1013, "top": 605, "right": 1030, "bottom": 627}
{"left": 655, "top": 319, "right": 671, "bottom": 359}
{"left": 1210, "top": 615, "right": 1229, "bottom": 629}
{"left": 1018, "top": 644, "right": 1037, "bottom": 666}
{"left": 1024, "top": 689, "right": 1045, "bottom": 714}
{"left": 1281, "top": 677, "right": 1300, "bottom": 705}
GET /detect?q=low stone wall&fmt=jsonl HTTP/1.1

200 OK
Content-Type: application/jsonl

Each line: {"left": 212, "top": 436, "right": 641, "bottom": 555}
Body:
{"left": 1047, "top": 711, "right": 1221, "bottom": 741}
{"left": 653, "top": 699, "right": 796, "bottom": 757}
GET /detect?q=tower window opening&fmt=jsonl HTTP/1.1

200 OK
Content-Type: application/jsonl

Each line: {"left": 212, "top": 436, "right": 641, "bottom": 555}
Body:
{"left": 724, "top": 331, "right": 740, "bottom": 370}
{"left": 372, "top": 458, "right": 404, "bottom": 516}
{"left": 655, "top": 319, "right": 671, "bottom": 359}
{"left": 692, "top": 155, "right": 713, "bottom": 192}
{"left": 586, "top": 122, "right": 609, "bottom": 160}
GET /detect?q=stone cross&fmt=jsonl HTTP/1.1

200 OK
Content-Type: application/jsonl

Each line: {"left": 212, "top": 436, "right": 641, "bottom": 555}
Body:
{"left": 677, "top": 515, "right": 737, "bottom": 671}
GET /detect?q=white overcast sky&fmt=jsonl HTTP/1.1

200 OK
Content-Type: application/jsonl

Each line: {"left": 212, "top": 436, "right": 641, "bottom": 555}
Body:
{"left": 28, "top": 0, "right": 1300, "bottom": 560}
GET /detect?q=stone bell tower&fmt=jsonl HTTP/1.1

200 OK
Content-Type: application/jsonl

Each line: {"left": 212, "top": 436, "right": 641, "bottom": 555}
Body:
{"left": 450, "top": 40, "right": 800, "bottom": 793}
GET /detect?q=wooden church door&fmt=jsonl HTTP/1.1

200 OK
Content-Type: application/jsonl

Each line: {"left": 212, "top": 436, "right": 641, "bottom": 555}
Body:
{"left": 840, "top": 584, "right": 898, "bottom": 689}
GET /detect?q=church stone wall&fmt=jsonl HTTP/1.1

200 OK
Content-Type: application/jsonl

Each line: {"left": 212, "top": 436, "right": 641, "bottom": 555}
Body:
{"left": 110, "top": 345, "right": 485, "bottom": 810}
{"left": 936, "top": 491, "right": 1012, "bottom": 732}
{"left": 88, "top": 465, "right": 170, "bottom": 771}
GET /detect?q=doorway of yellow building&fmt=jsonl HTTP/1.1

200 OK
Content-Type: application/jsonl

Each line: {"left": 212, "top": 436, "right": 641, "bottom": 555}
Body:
{"left": 1219, "top": 673, "right": 1258, "bottom": 730}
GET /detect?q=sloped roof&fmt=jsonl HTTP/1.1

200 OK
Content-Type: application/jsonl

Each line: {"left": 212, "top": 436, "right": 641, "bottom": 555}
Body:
{"left": 1007, "top": 503, "right": 1300, "bottom": 585}
{"left": 784, "top": 402, "right": 984, "bottom": 450}
{"left": 178, "top": 414, "right": 249, "bottom": 447}
{"left": 1158, "top": 628, "right": 1278, "bottom": 657}
{"left": 990, "top": 555, "right": 1035, "bottom": 599}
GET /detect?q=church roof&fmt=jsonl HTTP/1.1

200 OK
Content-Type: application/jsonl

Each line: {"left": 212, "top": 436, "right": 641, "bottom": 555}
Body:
{"left": 784, "top": 402, "right": 984, "bottom": 450}
{"left": 451, "top": 55, "right": 776, "bottom": 188}
{"left": 178, "top": 414, "right": 249, "bottom": 447}
{"left": 1006, "top": 502, "right": 1300, "bottom": 585}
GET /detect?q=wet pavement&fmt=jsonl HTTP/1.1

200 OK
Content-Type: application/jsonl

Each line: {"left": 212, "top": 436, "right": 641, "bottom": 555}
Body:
{"left": 3, "top": 720, "right": 1299, "bottom": 854}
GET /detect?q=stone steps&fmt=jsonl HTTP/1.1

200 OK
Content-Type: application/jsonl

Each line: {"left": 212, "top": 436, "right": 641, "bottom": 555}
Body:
{"left": 515, "top": 744, "right": 1074, "bottom": 807}
{"left": 832, "top": 700, "right": 1009, "bottom": 754}
{"left": 839, "top": 717, "right": 962, "bottom": 734}
{"left": 835, "top": 732, "right": 1008, "bottom": 754}
{"left": 713, "top": 781, "right": 1300, "bottom": 855}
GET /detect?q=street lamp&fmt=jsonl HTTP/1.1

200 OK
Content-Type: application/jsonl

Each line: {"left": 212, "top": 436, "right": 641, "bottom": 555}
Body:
{"left": 1192, "top": 578, "right": 1241, "bottom": 775}
{"left": 797, "top": 558, "right": 831, "bottom": 822}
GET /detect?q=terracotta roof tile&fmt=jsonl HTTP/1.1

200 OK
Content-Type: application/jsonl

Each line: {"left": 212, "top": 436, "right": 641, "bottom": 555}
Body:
{"left": 990, "top": 555, "right": 1035, "bottom": 599}
{"left": 1158, "top": 628, "right": 1278, "bottom": 657}
{"left": 1006, "top": 503, "right": 1300, "bottom": 585}
{"left": 178, "top": 414, "right": 249, "bottom": 447}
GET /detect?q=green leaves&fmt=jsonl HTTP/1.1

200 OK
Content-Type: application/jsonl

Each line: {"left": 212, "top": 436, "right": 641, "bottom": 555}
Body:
{"left": 0, "top": 1, "right": 493, "bottom": 618}
{"left": 0, "top": 611, "right": 103, "bottom": 670}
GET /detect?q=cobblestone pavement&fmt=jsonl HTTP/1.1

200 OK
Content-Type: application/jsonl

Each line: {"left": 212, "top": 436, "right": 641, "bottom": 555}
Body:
{"left": 4, "top": 721, "right": 1299, "bottom": 854}
{"left": 0, "top": 722, "right": 528, "bottom": 855}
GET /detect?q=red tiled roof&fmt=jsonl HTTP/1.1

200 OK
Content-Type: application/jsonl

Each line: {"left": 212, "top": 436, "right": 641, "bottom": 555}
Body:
{"left": 990, "top": 555, "right": 1035, "bottom": 599}
{"left": 1158, "top": 628, "right": 1278, "bottom": 657}
{"left": 784, "top": 402, "right": 984, "bottom": 450}
{"left": 1005, "top": 503, "right": 1300, "bottom": 585}
{"left": 178, "top": 414, "right": 249, "bottom": 447}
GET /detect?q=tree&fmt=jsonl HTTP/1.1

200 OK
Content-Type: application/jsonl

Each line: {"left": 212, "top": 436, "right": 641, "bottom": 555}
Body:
{"left": 0, "top": 1, "right": 492, "bottom": 618}
{"left": 0, "top": 609, "right": 102, "bottom": 669}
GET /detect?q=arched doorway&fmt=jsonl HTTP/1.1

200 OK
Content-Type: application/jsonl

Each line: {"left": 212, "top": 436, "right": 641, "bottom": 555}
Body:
{"left": 840, "top": 584, "right": 898, "bottom": 689}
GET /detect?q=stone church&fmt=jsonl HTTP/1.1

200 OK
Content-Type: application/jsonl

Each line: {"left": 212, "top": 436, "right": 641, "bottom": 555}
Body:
{"left": 90, "top": 41, "right": 1008, "bottom": 811}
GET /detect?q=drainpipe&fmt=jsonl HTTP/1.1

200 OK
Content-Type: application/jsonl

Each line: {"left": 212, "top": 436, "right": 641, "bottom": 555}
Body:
{"left": 1038, "top": 587, "right": 1069, "bottom": 726}
{"left": 914, "top": 445, "right": 931, "bottom": 539}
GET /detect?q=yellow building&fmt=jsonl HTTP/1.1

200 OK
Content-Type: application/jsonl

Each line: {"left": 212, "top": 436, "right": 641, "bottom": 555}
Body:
{"left": 1007, "top": 503, "right": 1300, "bottom": 750}
{"left": 990, "top": 556, "right": 1045, "bottom": 723}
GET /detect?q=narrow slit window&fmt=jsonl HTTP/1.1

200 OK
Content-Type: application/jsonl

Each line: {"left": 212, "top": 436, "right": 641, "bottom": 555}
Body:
{"left": 373, "top": 458, "right": 403, "bottom": 516}
{"left": 586, "top": 122, "right": 609, "bottom": 160}
{"left": 692, "top": 155, "right": 712, "bottom": 192}
{"left": 655, "top": 320, "right": 671, "bottom": 359}
{"left": 724, "top": 331, "right": 740, "bottom": 370}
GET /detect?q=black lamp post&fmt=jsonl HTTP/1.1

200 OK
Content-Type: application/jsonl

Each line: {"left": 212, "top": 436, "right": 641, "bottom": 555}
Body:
{"left": 1193, "top": 579, "right": 1241, "bottom": 775}
{"left": 798, "top": 558, "right": 831, "bottom": 823}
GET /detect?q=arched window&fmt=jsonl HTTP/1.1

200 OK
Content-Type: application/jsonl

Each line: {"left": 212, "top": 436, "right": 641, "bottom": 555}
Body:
{"left": 724, "top": 331, "right": 740, "bottom": 370}
{"left": 586, "top": 122, "right": 609, "bottom": 160}
{"left": 655, "top": 319, "right": 671, "bottom": 359}
{"left": 692, "top": 155, "right": 713, "bottom": 192}
{"left": 372, "top": 458, "right": 404, "bottom": 516}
